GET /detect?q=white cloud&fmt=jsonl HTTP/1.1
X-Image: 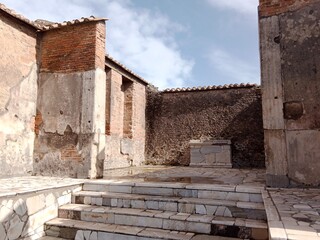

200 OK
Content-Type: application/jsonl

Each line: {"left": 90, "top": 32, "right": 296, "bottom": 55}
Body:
{"left": 207, "top": 48, "right": 259, "bottom": 84}
{"left": 1, "top": 0, "right": 193, "bottom": 89}
{"left": 206, "top": 0, "right": 259, "bottom": 15}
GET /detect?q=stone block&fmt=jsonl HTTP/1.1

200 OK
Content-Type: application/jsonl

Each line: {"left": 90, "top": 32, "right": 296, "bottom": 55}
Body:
{"left": 109, "top": 185, "right": 132, "bottom": 194}
{"left": 195, "top": 205, "right": 206, "bottom": 215}
{"left": 159, "top": 202, "right": 177, "bottom": 212}
{"left": 131, "top": 200, "right": 146, "bottom": 209}
{"left": 178, "top": 203, "right": 195, "bottom": 214}
{"left": 26, "top": 194, "right": 46, "bottom": 215}
{"left": 190, "top": 139, "right": 231, "bottom": 168}
{"left": 133, "top": 187, "right": 173, "bottom": 196}
{"left": 146, "top": 201, "right": 159, "bottom": 210}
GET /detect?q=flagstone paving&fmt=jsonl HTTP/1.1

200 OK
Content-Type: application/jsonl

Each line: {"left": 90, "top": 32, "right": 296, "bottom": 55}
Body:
{"left": 103, "top": 166, "right": 266, "bottom": 187}
{"left": 265, "top": 188, "right": 320, "bottom": 240}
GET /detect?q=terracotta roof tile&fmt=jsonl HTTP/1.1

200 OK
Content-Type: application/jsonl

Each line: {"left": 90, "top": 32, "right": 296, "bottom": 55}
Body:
{"left": 105, "top": 54, "right": 150, "bottom": 85}
{"left": 37, "top": 16, "right": 108, "bottom": 31}
{"left": 162, "top": 83, "right": 259, "bottom": 93}
{"left": 0, "top": 3, "right": 41, "bottom": 29}
{"left": 0, "top": 3, "right": 107, "bottom": 31}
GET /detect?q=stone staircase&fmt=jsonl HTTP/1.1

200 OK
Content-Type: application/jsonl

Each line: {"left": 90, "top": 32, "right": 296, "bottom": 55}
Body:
{"left": 42, "top": 180, "right": 268, "bottom": 239}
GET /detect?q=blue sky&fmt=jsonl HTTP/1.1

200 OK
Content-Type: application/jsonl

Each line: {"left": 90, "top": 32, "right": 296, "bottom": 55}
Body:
{"left": 2, "top": 0, "right": 260, "bottom": 89}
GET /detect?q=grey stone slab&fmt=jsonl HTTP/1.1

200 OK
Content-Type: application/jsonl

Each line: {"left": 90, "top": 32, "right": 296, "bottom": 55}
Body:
{"left": 133, "top": 187, "right": 174, "bottom": 196}
{"left": 163, "top": 219, "right": 211, "bottom": 234}
{"left": 159, "top": 202, "right": 178, "bottom": 212}
{"left": 187, "top": 214, "right": 213, "bottom": 223}
{"left": 115, "top": 214, "right": 163, "bottom": 228}
{"left": 138, "top": 228, "right": 194, "bottom": 240}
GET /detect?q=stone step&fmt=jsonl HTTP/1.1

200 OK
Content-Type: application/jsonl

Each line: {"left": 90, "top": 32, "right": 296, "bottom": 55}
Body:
{"left": 45, "top": 218, "right": 196, "bottom": 240}
{"left": 38, "top": 237, "right": 67, "bottom": 240}
{"left": 58, "top": 203, "right": 268, "bottom": 238}
{"left": 73, "top": 191, "right": 267, "bottom": 220}
{"left": 83, "top": 181, "right": 263, "bottom": 203}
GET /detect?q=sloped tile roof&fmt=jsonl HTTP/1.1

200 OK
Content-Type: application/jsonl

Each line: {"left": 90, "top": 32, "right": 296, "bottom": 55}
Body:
{"left": 105, "top": 54, "right": 150, "bottom": 85}
{"left": 0, "top": 3, "right": 41, "bottom": 29}
{"left": 162, "top": 83, "right": 259, "bottom": 93}
{"left": 0, "top": 3, "right": 107, "bottom": 31}
{"left": 36, "top": 16, "right": 108, "bottom": 31}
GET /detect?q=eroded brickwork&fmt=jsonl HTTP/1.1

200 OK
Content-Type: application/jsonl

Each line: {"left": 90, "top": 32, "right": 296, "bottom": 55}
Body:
{"left": 0, "top": 11, "right": 38, "bottom": 177}
{"left": 259, "top": 0, "right": 319, "bottom": 17}
{"left": 146, "top": 87, "right": 264, "bottom": 168}
{"left": 40, "top": 21, "right": 105, "bottom": 73}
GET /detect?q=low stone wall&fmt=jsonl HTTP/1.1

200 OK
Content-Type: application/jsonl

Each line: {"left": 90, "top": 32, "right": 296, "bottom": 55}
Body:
{"left": 0, "top": 182, "right": 82, "bottom": 239}
{"left": 146, "top": 86, "right": 265, "bottom": 168}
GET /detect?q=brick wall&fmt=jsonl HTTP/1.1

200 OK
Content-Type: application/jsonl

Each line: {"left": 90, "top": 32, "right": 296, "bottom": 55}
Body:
{"left": 0, "top": 11, "right": 38, "bottom": 177}
{"left": 259, "top": 0, "right": 317, "bottom": 17}
{"left": 34, "top": 21, "right": 107, "bottom": 178}
{"left": 104, "top": 68, "right": 146, "bottom": 169}
{"left": 146, "top": 87, "right": 265, "bottom": 168}
{"left": 40, "top": 21, "right": 106, "bottom": 73}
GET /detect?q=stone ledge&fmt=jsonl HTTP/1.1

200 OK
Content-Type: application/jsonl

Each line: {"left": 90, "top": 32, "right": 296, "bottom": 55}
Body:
{"left": 190, "top": 140, "right": 231, "bottom": 145}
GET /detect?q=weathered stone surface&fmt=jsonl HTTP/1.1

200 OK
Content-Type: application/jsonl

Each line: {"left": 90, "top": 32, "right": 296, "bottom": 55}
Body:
{"left": 0, "top": 224, "right": 5, "bottom": 240}
{"left": 287, "top": 130, "right": 320, "bottom": 186}
{"left": 7, "top": 215, "right": 24, "bottom": 240}
{"left": 34, "top": 68, "right": 106, "bottom": 179}
{"left": 75, "top": 230, "right": 84, "bottom": 240}
{"left": 26, "top": 194, "right": 46, "bottom": 215}
{"left": 13, "top": 198, "right": 27, "bottom": 216}
{"left": 0, "top": 205, "right": 14, "bottom": 222}
{"left": 260, "top": 0, "right": 320, "bottom": 187}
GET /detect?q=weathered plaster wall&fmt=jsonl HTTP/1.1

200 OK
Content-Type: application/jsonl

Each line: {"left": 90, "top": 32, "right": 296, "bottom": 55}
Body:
{"left": 34, "top": 21, "right": 106, "bottom": 178}
{"left": 259, "top": 0, "right": 320, "bottom": 186}
{"left": 0, "top": 12, "right": 38, "bottom": 177}
{"left": 146, "top": 87, "right": 265, "bottom": 168}
{"left": 104, "top": 69, "right": 146, "bottom": 170}
{"left": 34, "top": 70, "right": 106, "bottom": 178}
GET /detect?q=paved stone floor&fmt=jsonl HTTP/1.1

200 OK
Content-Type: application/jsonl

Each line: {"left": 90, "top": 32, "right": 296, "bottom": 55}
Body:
{"left": 103, "top": 166, "right": 266, "bottom": 187}
{"left": 0, "top": 176, "right": 84, "bottom": 197}
{"left": 268, "top": 188, "right": 320, "bottom": 239}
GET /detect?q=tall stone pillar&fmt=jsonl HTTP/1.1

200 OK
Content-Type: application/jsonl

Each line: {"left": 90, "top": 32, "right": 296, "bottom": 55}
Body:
{"left": 34, "top": 20, "right": 107, "bottom": 178}
{"left": 259, "top": 0, "right": 320, "bottom": 187}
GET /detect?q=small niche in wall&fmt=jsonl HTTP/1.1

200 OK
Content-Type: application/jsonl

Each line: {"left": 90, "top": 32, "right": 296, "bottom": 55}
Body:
{"left": 121, "top": 77, "right": 133, "bottom": 139}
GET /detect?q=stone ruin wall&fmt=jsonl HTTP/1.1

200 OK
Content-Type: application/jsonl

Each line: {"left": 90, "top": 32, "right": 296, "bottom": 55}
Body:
{"left": 104, "top": 67, "right": 146, "bottom": 170}
{"left": 0, "top": 11, "right": 38, "bottom": 177}
{"left": 259, "top": 0, "right": 320, "bottom": 186}
{"left": 146, "top": 86, "right": 265, "bottom": 168}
